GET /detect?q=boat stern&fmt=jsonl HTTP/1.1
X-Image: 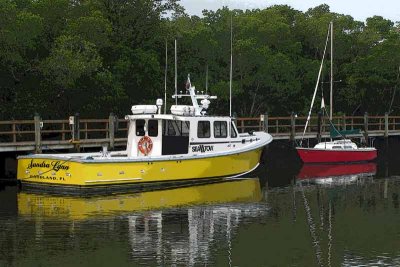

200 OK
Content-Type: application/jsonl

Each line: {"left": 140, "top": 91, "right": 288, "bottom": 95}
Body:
{"left": 17, "top": 156, "right": 84, "bottom": 186}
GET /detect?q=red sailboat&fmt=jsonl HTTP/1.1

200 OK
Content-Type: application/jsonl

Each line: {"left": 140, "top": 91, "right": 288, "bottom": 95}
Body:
{"left": 296, "top": 140, "right": 377, "bottom": 163}
{"left": 296, "top": 22, "right": 377, "bottom": 163}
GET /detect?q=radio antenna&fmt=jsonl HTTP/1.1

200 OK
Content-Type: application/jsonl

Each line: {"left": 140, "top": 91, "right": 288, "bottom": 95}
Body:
{"left": 164, "top": 40, "right": 168, "bottom": 114}
{"left": 229, "top": 14, "right": 233, "bottom": 117}
{"left": 174, "top": 39, "right": 177, "bottom": 105}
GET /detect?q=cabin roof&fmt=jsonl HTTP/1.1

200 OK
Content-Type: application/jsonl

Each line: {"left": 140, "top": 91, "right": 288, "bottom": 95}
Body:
{"left": 125, "top": 114, "right": 233, "bottom": 121}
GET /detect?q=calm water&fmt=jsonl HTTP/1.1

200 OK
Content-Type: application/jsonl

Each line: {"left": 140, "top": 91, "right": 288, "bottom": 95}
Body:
{"left": 1, "top": 140, "right": 400, "bottom": 266}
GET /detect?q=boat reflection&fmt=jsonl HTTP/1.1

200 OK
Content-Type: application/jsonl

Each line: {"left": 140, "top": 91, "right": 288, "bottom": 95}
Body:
{"left": 17, "top": 178, "right": 262, "bottom": 220}
{"left": 296, "top": 162, "right": 377, "bottom": 186}
{"left": 17, "top": 178, "right": 267, "bottom": 266}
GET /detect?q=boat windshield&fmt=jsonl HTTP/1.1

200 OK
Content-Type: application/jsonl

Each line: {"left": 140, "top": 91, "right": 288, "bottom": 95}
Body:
{"left": 163, "top": 120, "right": 190, "bottom": 136}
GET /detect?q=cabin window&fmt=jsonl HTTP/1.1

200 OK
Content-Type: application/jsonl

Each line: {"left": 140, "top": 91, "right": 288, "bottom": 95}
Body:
{"left": 148, "top": 120, "right": 158, "bottom": 137}
{"left": 198, "top": 121, "right": 211, "bottom": 138}
{"left": 166, "top": 121, "right": 176, "bottom": 136}
{"left": 163, "top": 120, "right": 190, "bottom": 136}
{"left": 214, "top": 121, "right": 227, "bottom": 138}
{"left": 230, "top": 122, "right": 237, "bottom": 138}
{"left": 136, "top": 119, "right": 145, "bottom": 136}
{"left": 181, "top": 121, "right": 190, "bottom": 136}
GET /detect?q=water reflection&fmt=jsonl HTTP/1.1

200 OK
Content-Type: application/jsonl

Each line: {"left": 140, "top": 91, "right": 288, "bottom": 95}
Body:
{"left": 15, "top": 178, "right": 269, "bottom": 266}
{"left": 126, "top": 202, "right": 268, "bottom": 266}
{"left": 296, "top": 163, "right": 377, "bottom": 186}
{"left": 2, "top": 157, "right": 400, "bottom": 266}
{"left": 18, "top": 178, "right": 263, "bottom": 219}
{"left": 265, "top": 174, "right": 400, "bottom": 267}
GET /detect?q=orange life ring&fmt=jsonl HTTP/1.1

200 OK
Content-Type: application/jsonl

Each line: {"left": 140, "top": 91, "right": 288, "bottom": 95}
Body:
{"left": 138, "top": 136, "right": 153, "bottom": 155}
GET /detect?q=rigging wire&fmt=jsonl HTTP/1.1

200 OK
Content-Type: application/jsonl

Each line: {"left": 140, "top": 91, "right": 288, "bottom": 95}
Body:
{"left": 388, "top": 65, "right": 400, "bottom": 114}
{"left": 164, "top": 39, "right": 168, "bottom": 114}
{"left": 300, "top": 25, "right": 331, "bottom": 146}
{"left": 319, "top": 104, "right": 365, "bottom": 147}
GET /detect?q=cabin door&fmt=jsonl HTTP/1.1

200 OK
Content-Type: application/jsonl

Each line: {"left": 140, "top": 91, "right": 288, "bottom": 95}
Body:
{"left": 161, "top": 120, "right": 190, "bottom": 155}
{"left": 127, "top": 119, "right": 162, "bottom": 157}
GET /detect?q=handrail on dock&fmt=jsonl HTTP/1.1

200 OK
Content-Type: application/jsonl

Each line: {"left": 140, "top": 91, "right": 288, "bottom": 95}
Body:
{"left": 0, "top": 112, "right": 395, "bottom": 152}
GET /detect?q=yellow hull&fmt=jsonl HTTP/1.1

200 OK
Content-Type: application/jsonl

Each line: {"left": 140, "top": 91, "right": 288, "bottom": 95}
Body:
{"left": 18, "top": 178, "right": 262, "bottom": 220}
{"left": 17, "top": 148, "right": 263, "bottom": 187}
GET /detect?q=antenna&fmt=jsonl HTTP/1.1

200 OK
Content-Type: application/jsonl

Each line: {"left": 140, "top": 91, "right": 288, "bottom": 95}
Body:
{"left": 205, "top": 63, "right": 208, "bottom": 94}
{"left": 330, "top": 21, "right": 333, "bottom": 121}
{"left": 229, "top": 14, "right": 233, "bottom": 117}
{"left": 174, "top": 39, "right": 177, "bottom": 105}
{"left": 164, "top": 40, "right": 168, "bottom": 114}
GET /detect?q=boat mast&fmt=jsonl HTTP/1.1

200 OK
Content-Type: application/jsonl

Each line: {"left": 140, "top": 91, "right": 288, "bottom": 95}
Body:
{"left": 205, "top": 63, "right": 208, "bottom": 94}
{"left": 164, "top": 40, "right": 168, "bottom": 114}
{"left": 229, "top": 14, "right": 233, "bottom": 118}
{"left": 330, "top": 21, "right": 333, "bottom": 121}
{"left": 300, "top": 25, "right": 330, "bottom": 145}
{"left": 175, "top": 39, "right": 177, "bottom": 105}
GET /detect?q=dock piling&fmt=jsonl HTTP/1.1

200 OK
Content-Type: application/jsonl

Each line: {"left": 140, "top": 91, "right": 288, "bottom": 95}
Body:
{"left": 342, "top": 114, "right": 346, "bottom": 130}
{"left": 34, "top": 114, "right": 42, "bottom": 153}
{"left": 73, "top": 113, "right": 80, "bottom": 151}
{"left": 317, "top": 111, "right": 322, "bottom": 143}
{"left": 363, "top": 112, "right": 369, "bottom": 145}
{"left": 109, "top": 113, "right": 115, "bottom": 149}
{"left": 384, "top": 112, "right": 389, "bottom": 138}
{"left": 263, "top": 113, "right": 268, "bottom": 133}
{"left": 290, "top": 112, "right": 296, "bottom": 143}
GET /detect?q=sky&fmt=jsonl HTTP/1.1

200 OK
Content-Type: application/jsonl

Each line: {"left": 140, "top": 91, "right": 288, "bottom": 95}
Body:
{"left": 180, "top": 0, "right": 400, "bottom": 22}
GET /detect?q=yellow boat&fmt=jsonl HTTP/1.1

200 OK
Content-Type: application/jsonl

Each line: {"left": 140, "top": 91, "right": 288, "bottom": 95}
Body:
{"left": 17, "top": 178, "right": 262, "bottom": 220}
{"left": 17, "top": 76, "right": 272, "bottom": 188}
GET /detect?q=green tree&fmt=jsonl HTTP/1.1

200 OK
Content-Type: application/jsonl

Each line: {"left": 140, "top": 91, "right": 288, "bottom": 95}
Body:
{"left": 41, "top": 35, "right": 102, "bottom": 114}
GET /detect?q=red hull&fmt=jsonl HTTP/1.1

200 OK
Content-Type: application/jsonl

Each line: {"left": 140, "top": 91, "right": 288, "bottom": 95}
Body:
{"left": 297, "top": 162, "right": 377, "bottom": 180}
{"left": 296, "top": 148, "right": 377, "bottom": 163}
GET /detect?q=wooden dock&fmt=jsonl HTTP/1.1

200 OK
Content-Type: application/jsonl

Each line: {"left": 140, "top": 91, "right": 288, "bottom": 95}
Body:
{"left": 0, "top": 113, "right": 397, "bottom": 153}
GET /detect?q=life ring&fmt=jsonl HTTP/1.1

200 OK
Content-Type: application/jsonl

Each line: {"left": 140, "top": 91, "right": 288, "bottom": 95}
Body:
{"left": 138, "top": 136, "right": 153, "bottom": 155}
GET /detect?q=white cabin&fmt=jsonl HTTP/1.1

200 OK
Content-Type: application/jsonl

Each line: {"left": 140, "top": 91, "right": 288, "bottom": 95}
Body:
{"left": 124, "top": 75, "right": 257, "bottom": 158}
{"left": 125, "top": 113, "right": 241, "bottom": 158}
{"left": 314, "top": 139, "right": 358, "bottom": 150}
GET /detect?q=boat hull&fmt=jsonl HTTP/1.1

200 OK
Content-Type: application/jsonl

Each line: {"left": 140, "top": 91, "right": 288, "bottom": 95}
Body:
{"left": 17, "top": 148, "right": 263, "bottom": 187}
{"left": 296, "top": 148, "right": 377, "bottom": 163}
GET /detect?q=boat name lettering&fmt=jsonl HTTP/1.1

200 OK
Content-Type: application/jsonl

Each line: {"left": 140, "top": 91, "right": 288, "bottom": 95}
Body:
{"left": 29, "top": 175, "right": 66, "bottom": 181}
{"left": 192, "top": 145, "right": 214, "bottom": 153}
{"left": 27, "top": 160, "right": 69, "bottom": 172}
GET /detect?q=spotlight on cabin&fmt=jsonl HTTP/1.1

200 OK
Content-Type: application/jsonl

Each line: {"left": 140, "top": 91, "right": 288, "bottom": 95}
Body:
{"left": 201, "top": 99, "right": 210, "bottom": 110}
{"left": 156, "top": 99, "right": 163, "bottom": 114}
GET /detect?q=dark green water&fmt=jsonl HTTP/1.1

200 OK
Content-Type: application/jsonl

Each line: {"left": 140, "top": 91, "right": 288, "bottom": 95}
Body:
{"left": 1, "top": 142, "right": 400, "bottom": 266}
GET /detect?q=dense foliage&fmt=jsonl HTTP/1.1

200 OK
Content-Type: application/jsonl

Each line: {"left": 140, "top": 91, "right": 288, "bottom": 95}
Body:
{"left": 0, "top": 0, "right": 399, "bottom": 119}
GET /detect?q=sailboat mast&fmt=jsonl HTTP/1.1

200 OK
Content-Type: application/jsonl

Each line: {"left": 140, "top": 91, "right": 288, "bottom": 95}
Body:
{"left": 229, "top": 14, "right": 233, "bottom": 117}
{"left": 164, "top": 40, "right": 168, "bottom": 114}
{"left": 300, "top": 25, "right": 330, "bottom": 145}
{"left": 205, "top": 63, "right": 208, "bottom": 94}
{"left": 330, "top": 21, "right": 333, "bottom": 121}
{"left": 175, "top": 39, "right": 177, "bottom": 105}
